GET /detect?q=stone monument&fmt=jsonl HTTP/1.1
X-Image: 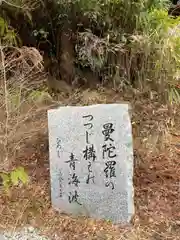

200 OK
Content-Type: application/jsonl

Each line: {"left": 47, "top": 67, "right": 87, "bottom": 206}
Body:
{"left": 48, "top": 104, "right": 134, "bottom": 224}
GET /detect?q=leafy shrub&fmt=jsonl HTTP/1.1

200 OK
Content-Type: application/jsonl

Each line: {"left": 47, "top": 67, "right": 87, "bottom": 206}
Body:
{"left": 1, "top": 0, "right": 179, "bottom": 101}
{"left": 0, "top": 17, "right": 21, "bottom": 46}
{"left": 74, "top": 1, "right": 180, "bottom": 101}
{"left": 0, "top": 167, "right": 29, "bottom": 194}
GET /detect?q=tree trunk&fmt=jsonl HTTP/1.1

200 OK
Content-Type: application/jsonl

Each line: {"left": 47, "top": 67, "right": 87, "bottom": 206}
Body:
{"left": 58, "top": 20, "right": 75, "bottom": 84}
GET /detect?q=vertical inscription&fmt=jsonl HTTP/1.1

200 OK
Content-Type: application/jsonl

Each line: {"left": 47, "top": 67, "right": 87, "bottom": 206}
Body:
{"left": 56, "top": 137, "right": 61, "bottom": 158}
{"left": 102, "top": 123, "right": 117, "bottom": 190}
{"left": 83, "top": 115, "right": 96, "bottom": 184}
{"left": 66, "top": 153, "right": 82, "bottom": 205}
{"left": 56, "top": 138, "right": 64, "bottom": 197}
{"left": 58, "top": 169, "right": 63, "bottom": 198}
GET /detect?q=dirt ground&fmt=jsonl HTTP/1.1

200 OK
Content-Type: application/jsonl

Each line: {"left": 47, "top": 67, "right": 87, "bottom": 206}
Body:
{"left": 0, "top": 84, "right": 180, "bottom": 240}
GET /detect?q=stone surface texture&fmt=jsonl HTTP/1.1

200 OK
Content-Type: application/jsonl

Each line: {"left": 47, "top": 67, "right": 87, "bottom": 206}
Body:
{"left": 48, "top": 104, "right": 134, "bottom": 224}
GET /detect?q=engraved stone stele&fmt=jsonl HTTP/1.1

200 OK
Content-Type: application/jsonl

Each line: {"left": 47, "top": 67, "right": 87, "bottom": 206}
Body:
{"left": 48, "top": 104, "right": 134, "bottom": 224}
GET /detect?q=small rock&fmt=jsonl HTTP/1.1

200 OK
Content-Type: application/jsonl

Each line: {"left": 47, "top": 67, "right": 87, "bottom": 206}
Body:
{"left": 175, "top": 220, "right": 180, "bottom": 225}
{"left": 27, "top": 226, "right": 35, "bottom": 233}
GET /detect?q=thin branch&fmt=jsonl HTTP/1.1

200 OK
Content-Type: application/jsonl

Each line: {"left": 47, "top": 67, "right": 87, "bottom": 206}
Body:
{"left": 1, "top": 0, "right": 37, "bottom": 10}
{"left": 2, "top": 0, "right": 25, "bottom": 9}
{"left": 0, "top": 41, "right": 9, "bottom": 165}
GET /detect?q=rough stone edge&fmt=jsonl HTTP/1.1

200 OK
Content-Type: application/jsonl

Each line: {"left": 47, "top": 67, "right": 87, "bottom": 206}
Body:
{"left": 47, "top": 103, "right": 135, "bottom": 224}
{"left": 127, "top": 106, "right": 135, "bottom": 223}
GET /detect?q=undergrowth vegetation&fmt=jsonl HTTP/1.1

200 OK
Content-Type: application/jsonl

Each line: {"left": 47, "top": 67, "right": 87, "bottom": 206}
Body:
{"left": 0, "top": 1, "right": 179, "bottom": 95}
{"left": 0, "top": 0, "right": 180, "bottom": 185}
{"left": 0, "top": 3, "right": 180, "bottom": 240}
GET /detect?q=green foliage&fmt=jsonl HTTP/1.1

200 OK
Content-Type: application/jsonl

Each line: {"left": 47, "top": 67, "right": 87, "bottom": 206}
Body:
{"left": 74, "top": 1, "right": 180, "bottom": 101}
{"left": 10, "top": 167, "right": 29, "bottom": 185}
{"left": 0, "top": 17, "right": 21, "bottom": 46}
{"left": 27, "top": 89, "right": 52, "bottom": 103}
{"left": 139, "top": 8, "right": 180, "bottom": 36}
{"left": 70, "top": 0, "right": 170, "bottom": 34}
{"left": 138, "top": 9, "right": 180, "bottom": 100}
{"left": 0, "top": 167, "right": 29, "bottom": 193}
{"left": 168, "top": 87, "right": 180, "bottom": 104}
{"left": 1, "top": 0, "right": 179, "bottom": 103}
{"left": 0, "top": 173, "right": 11, "bottom": 192}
